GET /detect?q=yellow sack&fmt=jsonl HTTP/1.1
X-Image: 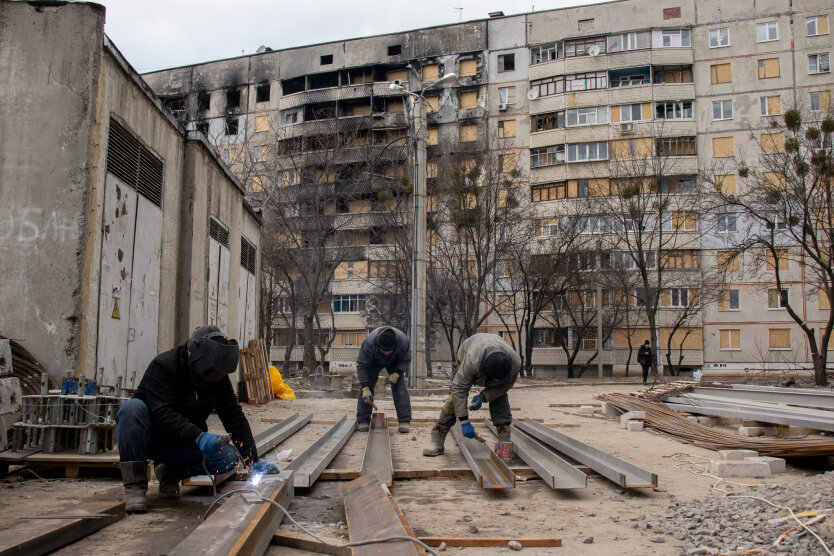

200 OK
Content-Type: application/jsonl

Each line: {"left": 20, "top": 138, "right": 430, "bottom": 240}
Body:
{"left": 269, "top": 366, "right": 296, "bottom": 400}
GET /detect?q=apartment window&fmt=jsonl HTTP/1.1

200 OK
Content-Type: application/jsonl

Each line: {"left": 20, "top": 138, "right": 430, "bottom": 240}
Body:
{"left": 768, "top": 288, "right": 790, "bottom": 309}
{"left": 197, "top": 92, "right": 211, "bottom": 111}
{"left": 531, "top": 145, "right": 565, "bottom": 167}
{"left": 498, "top": 86, "right": 516, "bottom": 104}
{"left": 670, "top": 288, "right": 690, "bottom": 308}
{"left": 720, "top": 329, "right": 741, "bottom": 350}
{"left": 254, "top": 115, "right": 269, "bottom": 132}
{"left": 811, "top": 91, "right": 832, "bottom": 111}
{"left": 498, "top": 119, "right": 516, "bottom": 138}
{"left": 661, "top": 211, "right": 698, "bottom": 231}
{"left": 498, "top": 53, "right": 515, "bottom": 72}
{"left": 388, "top": 44, "right": 402, "bottom": 56}
{"left": 607, "top": 31, "right": 650, "bottom": 52}
{"left": 320, "top": 54, "right": 333, "bottom": 65}
{"left": 760, "top": 95, "right": 782, "bottom": 116}
{"left": 654, "top": 66, "right": 693, "bottom": 83}
{"left": 536, "top": 218, "right": 560, "bottom": 237}
{"left": 459, "top": 58, "right": 477, "bottom": 77}
{"left": 564, "top": 36, "right": 606, "bottom": 57}
{"left": 716, "top": 213, "right": 738, "bottom": 233}
{"left": 618, "top": 104, "right": 645, "bottom": 122}
{"left": 612, "top": 138, "right": 652, "bottom": 159}
{"left": 530, "top": 43, "right": 561, "bottom": 64}
{"left": 224, "top": 117, "right": 239, "bottom": 135}
{"left": 766, "top": 248, "right": 789, "bottom": 270}
{"left": 251, "top": 175, "right": 266, "bottom": 192}
{"left": 807, "top": 16, "right": 829, "bottom": 36}
{"left": 459, "top": 124, "right": 477, "bottom": 142}
{"left": 659, "top": 176, "right": 696, "bottom": 194}
{"left": 761, "top": 132, "right": 785, "bottom": 154}
{"left": 655, "top": 100, "right": 693, "bottom": 120}
{"left": 757, "top": 58, "right": 780, "bottom": 79}
{"left": 717, "top": 250, "right": 740, "bottom": 272}
{"left": 531, "top": 111, "right": 565, "bottom": 131}
{"left": 661, "top": 29, "right": 691, "bottom": 47}
{"left": 251, "top": 145, "right": 267, "bottom": 163}
{"left": 713, "top": 136, "right": 734, "bottom": 158}
{"left": 459, "top": 90, "right": 478, "bottom": 109}
{"left": 757, "top": 22, "right": 778, "bottom": 42}
{"left": 567, "top": 141, "right": 608, "bottom": 162}
{"left": 656, "top": 137, "right": 696, "bottom": 156}
{"left": 718, "top": 289, "right": 740, "bottom": 311}
{"left": 769, "top": 328, "right": 791, "bottom": 350}
{"left": 499, "top": 153, "right": 517, "bottom": 173}
{"left": 710, "top": 63, "right": 732, "bottom": 84}
{"left": 565, "top": 71, "right": 608, "bottom": 92}
{"left": 712, "top": 100, "right": 733, "bottom": 120}
{"left": 566, "top": 106, "right": 608, "bottom": 126}
{"left": 661, "top": 249, "right": 699, "bottom": 269}
{"left": 709, "top": 28, "right": 730, "bottom": 47}
{"left": 808, "top": 53, "right": 831, "bottom": 74}
{"left": 281, "top": 109, "right": 301, "bottom": 125}
{"left": 531, "top": 182, "right": 566, "bottom": 201}
{"left": 195, "top": 121, "right": 209, "bottom": 136}
{"left": 530, "top": 76, "right": 564, "bottom": 97}
{"left": 256, "top": 83, "right": 270, "bottom": 103}
{"left": 613, "top": 74, "right": 648, "bottom": 87}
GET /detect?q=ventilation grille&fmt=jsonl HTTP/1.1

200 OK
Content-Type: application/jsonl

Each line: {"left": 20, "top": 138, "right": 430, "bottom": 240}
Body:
{"left": 241, "top": 237, "right": 257, "bottom": 274}
{"left": 209, "top": 217, "right": 230, "bottom": 247}
{"left": 106, "top": 119, "right": 164, "bottom": 207}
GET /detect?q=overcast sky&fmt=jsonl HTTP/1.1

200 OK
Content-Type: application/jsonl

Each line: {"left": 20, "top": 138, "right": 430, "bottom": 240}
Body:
{"left": 97, "top": 0, "right": 608, "bottom": 74}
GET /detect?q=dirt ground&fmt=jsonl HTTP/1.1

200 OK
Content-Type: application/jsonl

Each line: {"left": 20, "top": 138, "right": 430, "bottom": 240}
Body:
{"left": 0, "top": 378, "right": 828, "bottom": 555}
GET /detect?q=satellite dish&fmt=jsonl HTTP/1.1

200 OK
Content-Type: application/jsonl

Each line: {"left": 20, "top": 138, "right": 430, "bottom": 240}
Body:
{"left": 588, "top": 45, "right": 601, "bottom": 56}
{"left": 527, "top": 88, "right": 539, "bottom": 100}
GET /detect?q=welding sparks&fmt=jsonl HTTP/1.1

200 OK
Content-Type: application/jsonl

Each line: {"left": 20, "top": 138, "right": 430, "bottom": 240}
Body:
{"left": 250, "top": 472, "right": 263, "bottom": 486}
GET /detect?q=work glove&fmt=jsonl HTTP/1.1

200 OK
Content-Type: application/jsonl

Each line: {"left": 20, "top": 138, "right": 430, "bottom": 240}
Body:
{"left": 361, "top": 386, "right": 374, "bottom": 406}
{"left": 460, "top": 421, "right": 476, "bottom": 439}
{"left": 197, "top": 432, "right": 227, "bottom": 455}
{"left": 388, "top": 371, "right": 400, "bottom": 384}
{"left": 252, "top": 461, "right": 280, "bottom": 475}
{"left": 468, "top": 393, "right": 485, "bottom": 411}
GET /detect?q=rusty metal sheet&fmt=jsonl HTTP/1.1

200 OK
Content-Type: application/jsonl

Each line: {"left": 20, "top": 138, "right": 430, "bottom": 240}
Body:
{"left": 450, "top": 422, "right": 515, "bottom": 489}
{"left": 360, "top": 412, "right": 392, "bottom": 486}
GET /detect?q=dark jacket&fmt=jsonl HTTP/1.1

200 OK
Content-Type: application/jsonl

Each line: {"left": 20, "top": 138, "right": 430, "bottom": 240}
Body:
{"left": 637, "top": 344, "right": 651, "bottom": 366}
{"left": 134, "top": 343, "right": 257, "bottom": 465}
{"left": 356, "top": 327, "right": 411, "bottom": 386}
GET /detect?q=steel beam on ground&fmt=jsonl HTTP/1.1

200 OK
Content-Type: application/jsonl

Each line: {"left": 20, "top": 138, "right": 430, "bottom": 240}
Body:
{"left": 360, "top": 413, "right": 393, "bottom": 486}
{"left": 484, "top": 420, "right": 586, "bottom": 490}
{"left": 343, "top": 475, "right": 425, "bottom": 556}
{"left": 450, "top": 422, "right": 515, "bottom": 489}
{"left": 695, "top": 386, "right": 834, "bottom": 411}
{"left": 661, "top": 397, "right": 834, "bottom": 432}
{"left": 673, "top": 393, "right": 834, "bottom": 420}
{"left": 513, "top": 418, "right": 657, "bottom": 488}
{"left": 284, "top": 416, "right": 356, "bottom": 488}
{"left": 169, "top": 473, "right": 293, "bottom": 556}
{"left": 0, "top": 500, "right": 124, "bottom": 556}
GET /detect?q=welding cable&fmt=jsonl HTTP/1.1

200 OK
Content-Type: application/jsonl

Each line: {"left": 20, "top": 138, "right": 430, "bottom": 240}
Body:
{"left": 203, "top": 488, "right": 440, "bottom": 556}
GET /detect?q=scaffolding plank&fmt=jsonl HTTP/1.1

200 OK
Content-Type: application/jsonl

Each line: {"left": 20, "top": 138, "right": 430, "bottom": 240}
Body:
{"left": 343, "top": 475, "right": 424, "bottom": 556}
{"left": 484, "top": 420, "right": 586, "bottom": 490}
{"left": 169, "top": 473, "right": 293, "bottom": 556}
{"left": 513, "top": 418, "right": 656, "bottom": 488}
{"left": 284, "top": 416, "right": 356, "bottom": 488}
{"left": 450, "top": 422, "right": 515, "bottom": 489}
{"left": 0, "top": 500, "right": 124, "bottom": 556}
{"left": 360, "top": 413, "right": 392, "bottom": 487}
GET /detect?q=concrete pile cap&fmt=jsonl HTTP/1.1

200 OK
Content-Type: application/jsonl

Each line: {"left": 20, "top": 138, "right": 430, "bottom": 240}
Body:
{"left": 620, "top": 411, "right": 646, "bottom": 427}
{"left": 578, "top": 405, "right": 595, "bottom": 415}
{"left": 718, "top": 449, "right": 759, "bottom": 460}
{"left": 745, "top": 456, "right": 786, "bottom": 474}
{"left": 709, "top": 459, "right": 772, "bottom": 478}
{"left": 625, "top": 420, "right": 644, "bottom": 431}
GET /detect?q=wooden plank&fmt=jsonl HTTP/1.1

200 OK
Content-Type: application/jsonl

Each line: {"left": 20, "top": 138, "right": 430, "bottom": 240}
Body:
{"left": 419, "top": 537, "right": 561, "bottom": 547}
{"left": 271, "top": 531, "right": 350, "bottom": 556}
{"left": 169, "top": 474, "right": 293, "bottom": 556}
{"left": 0, "top": 447, "right": 40, "bottom": 462}
{"left": 0, "top": 500, "right": 125, "bottom": 556}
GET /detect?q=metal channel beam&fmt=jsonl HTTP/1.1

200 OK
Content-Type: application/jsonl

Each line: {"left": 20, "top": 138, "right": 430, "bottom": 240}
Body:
{"left": 360, "top": 413, "right": 393, "bottom": 487}
{"left": 675, "top": 393, "right": 834, "bottom": 420}
{"left": 513, "top": 419, "right": 657, "bottom": 488}
{"left": 169, "top": 473, "right": 293, "bottom": 556}
{"left": 284, "top": 416, "right": 356, "bottom": 488}
{"left": 450, "top": 422, "right": 515, "bottom": 489}
{"left": 344, "top": 475, "right": 425, "bottom": 556}
{"left": 698, "top": 386, "right": 834, "bottom": 411}
{"left": 662, "top": 397, "right": 834, "bottom": 432}
{"left": 484, "top": 420, "right": 586, "bottom": 490}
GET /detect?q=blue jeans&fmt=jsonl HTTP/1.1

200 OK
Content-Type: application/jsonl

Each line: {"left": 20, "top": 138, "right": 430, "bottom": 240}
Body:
{"left": 116, "top": 398, "right": 238, "bottom": 475}
{"left": 356, "top": 369, "right": 412, "bottom": 424}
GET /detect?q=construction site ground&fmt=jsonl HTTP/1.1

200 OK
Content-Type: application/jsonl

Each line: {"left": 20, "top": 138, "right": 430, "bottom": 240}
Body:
{"left": 1, "top": 377, "right": 831, "bottom": 555}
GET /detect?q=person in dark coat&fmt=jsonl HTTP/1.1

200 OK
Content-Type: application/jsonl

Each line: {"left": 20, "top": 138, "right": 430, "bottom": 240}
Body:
{"left": 115, "top": 325, "right": 278, "bottom": 512}
{"left": 356, "top": 326, "right": 412, "bottom": 433}
{"left": 637, "top": 340, "right": 652, "bottom": 386}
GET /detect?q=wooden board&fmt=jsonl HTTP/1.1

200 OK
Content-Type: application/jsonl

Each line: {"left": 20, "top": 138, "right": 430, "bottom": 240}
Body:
{"left": 0, "top": 500, "right": 125, "bottom": 556}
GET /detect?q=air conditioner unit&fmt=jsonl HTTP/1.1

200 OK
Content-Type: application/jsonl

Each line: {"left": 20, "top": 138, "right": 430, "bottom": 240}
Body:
{"left": 498, "top": 102, "right": 508, "bottom": 111}
{"left": 620, "top": 122, "right": 634, "bottom": 133}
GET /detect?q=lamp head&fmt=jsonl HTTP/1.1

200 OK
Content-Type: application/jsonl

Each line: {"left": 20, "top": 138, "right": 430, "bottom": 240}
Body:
{"left": 389, "top": 81, "right": 405, "bottom": 91}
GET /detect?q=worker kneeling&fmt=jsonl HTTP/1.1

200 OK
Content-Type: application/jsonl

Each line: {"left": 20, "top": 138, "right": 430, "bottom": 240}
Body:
{"left": 424, "top": 333, "right": 520, "bottom": 457}
{"left": 115, "top": 326, "right": 279, "bottom": 513}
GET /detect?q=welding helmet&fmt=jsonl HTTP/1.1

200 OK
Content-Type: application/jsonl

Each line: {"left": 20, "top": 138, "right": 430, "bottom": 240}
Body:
{"left": 188, "top": 325, "right": 240, "bottom": 385}
{"left": 482, "top": 350, "right": 512, "bottom": 381}
{"left": 376, "top": 327, "right": 397, "bottom": 352}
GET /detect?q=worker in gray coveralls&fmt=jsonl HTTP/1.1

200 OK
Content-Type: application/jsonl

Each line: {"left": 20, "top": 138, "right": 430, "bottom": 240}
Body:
{"left": 423, "top": 333, "right": 521, "bottom": 456}
{"left": 356, "top": 326, "right": 412, "bottom": 433}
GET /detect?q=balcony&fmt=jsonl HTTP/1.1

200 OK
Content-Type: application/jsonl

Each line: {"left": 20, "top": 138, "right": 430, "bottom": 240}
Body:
{"left": 530, "top": 129, "right": 567, "bottom": 148}
{"left": 606, "top": 50, "right": 653, "bottom": 71}
{"left": 278, "top": 82, "right": 408, "bottom": 112}
{"left": 563, "top": 124, "right": 610, "bottom": 144}
{"left": 530, "top": 94, "right": 568, "bottom": 114}
{"left": 563, "top": 54, "right": 609, "bottom": 75}
{"left": 651, "top": 48, "right": 694, "bottom": 66}
{"left": 607, "top": 83, "right": 653, "bottom": 104}
{"left": 652, "top": 83, "right": 695, "bottom": 102}
{"left": 279, "top": 113, "right": 407, "bottom": 139}
{"left": 529, "top": 164, "right": 568, "bottom": 183}
{"left": 529, "top": 59, "right": 565, "bottom": 81}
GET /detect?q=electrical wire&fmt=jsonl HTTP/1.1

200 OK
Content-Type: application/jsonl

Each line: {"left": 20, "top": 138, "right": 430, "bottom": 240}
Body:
{"left": 203, "top": 488, "right": 440, "bottom": 556}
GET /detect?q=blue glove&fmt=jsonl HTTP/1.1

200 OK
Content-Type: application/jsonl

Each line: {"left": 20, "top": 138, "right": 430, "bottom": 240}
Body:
{"left": 252, "top": 461, "right": 280, "bottom": 474}
{"left": 460, "top": 421, "right": 475, "bottom": 439}
{"left": 197, "top": 432, "right": 227, "bottom": 455}
{"left": 469, "top": 393, "right": 485, "bottom": 411}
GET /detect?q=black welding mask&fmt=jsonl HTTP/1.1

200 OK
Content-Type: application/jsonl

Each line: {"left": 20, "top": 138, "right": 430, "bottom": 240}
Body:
{"left": 188, "top": 325, "right": 240, "bottom": 386}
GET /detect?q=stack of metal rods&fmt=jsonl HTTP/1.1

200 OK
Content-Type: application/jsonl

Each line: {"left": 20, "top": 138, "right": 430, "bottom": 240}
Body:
{"left": 597, "top": 392, "right": 834, "bottom": 457}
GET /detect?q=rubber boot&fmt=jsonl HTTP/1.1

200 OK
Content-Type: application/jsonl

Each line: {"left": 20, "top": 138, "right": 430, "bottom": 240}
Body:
{"left": 398, "top": 422, "right": 411, "bottom": 434}
{"left": 155, "top": 463, "right": 185, "bottom": 500}
{"left": 357, "top": 422, "right": 370, "bottom": 432}
{"left": 422, "top": 431, "right": 446, "bottom": 457}
{"left": 121, "top": 461, "right": 149, "bottom": 513}
{"left": 496, "top": 425, "right": 512, "bottom": 443}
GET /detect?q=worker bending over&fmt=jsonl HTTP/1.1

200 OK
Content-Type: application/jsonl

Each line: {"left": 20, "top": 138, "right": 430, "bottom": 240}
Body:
{"left": 424, "top": 333, "right": 520, "bottom": 456}
{"left": 116, "top": 326, "right": 278, "bottom": 513}
{"left": 356, "top": 326, "right": 412, "bottom": 433}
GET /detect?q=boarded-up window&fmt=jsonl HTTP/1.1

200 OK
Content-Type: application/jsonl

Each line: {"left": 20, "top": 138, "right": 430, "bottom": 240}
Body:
{"left": 758, "top": 58, "right": 780, "bottom": 79}
{"left": 717, "top": 250, "right": 739, "bottom": 272}
{"left": 821, "top": 291, "right": 831, "bottom": 310}
{"left": 498, "top": 294, "right": 515, "bottom": 313}
{"left": 710, "top": 63, "right": 732, "bottom": 84}
{"left": 715, "top": 174, "right": 736, "bottom": 195}
{"left": 459, "top": 124, "right": 477, "bottom": 142}
{"left": 229, "top": 147, "right": 239, "bottom": 165}
{"left": 498, "top": 119, "right": 516, "bottom": 138}
{"left": 500, "top": 153, "right": 517, "bottom": 173}
{"left": 611, "top": 137, "right": 652, "bottom": 159}
{"left": 763, "top": 172, "right": 786, "bottom": 189}
{"left": 351, "top": 104, "right": 371, "bottom": 116}
{"left": 769, "top": 328, "right": 791, "bottom": 349}
{"left": 427, "top": 161, "right": 438, "bottom": 179}
{"left": 766, "top": 248, "right": 789, "bottom": 270}
{"left": 811, "top": 91, "right": 832, "bottom": 111}
{"left": 254, "top": 115, "right": 269, "bottom": 132}
{"left": 713, "top": 137, "right": 734, "bottom": 158}
{"left": 427, "top": 128, "right": 438, "bottom": 146}
{"left": 425, "top": 96, "right": 440, "bottom": 113}
{"left": 459, "top": 58, "right": 477, "bottom": 76}
{"left": 251, "top": 175, "right": 266, "bottom": 192}
{"left": 661, "top": 250, "right": 699, "bottom": 268}
{"left": 663, "top": 7, "right": 681, "bottom": 19}
{"left": 422, "top": 64, "right": 439, "bottom": 81}
{"left": 588, "top": 178, "right": 611, "bottom": 197}
{"left": 763, "top": 95, "right": 782, "bottom": 115}
{"left": 720, "top": 329, "right": 740, "bottom": 349}
{"left": 387, "top": 69, "right": 407, "bottom": 82}
{"left": 761, "top": 133, "right": 784, "bottom": 153}
{"left": 532, "top": 182, "right": 566, "bottom": 202}
{"left": 671, "top": 211, "right": 698, "bottom": 230}
{"left": 387, "top": 100, "right": 404, "bottom": 113}
{"left": 718, "top": 289, "right": 740, "bottom": 311}
{"left": 460, "top": 90, "right": 478, "bottom": 109}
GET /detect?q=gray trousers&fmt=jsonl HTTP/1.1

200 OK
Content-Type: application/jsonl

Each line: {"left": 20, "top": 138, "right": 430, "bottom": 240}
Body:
{"left": 432, "top": 392, "right": 512, "bottom": 435}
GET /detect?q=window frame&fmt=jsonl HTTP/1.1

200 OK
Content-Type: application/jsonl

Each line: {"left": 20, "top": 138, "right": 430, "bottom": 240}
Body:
{"left": 719, "top": 328, "right": 741, "bottom": 350}
{"left": 807, "top": 16, "right": 827, "bottom": 37}
{"left": 808, "top": 53, "right": 831, "bottom": 74}
{"left": 531, "top": 111, "right": 565, "bottom": 132}
{"left": 530, "top": 76, "right": 565, "bottom": 97}
{"left": 768, "top": 288, "right": 790, "bottom": 310}
{"left": 716, "top": 213, "right": 738, "bottom": 233}
{"left": 670, "top": 288, "right": 690, "bottom": 308}
{"left": 756, "top": 21, "right": 778, "bottom": 42}
{"left": 619, "top": 103, "right": 645, "bottom": 122}
{"left": 709, "top": 28, "right": 730, "bottom": 48}
{"left": 566, "top": 106, "right": 608, "bottom": 127}
{"left": 661, "top": 29, "right": 691, "bottom": 47}
{"left": 530, "top": 43, "right": 560, "bottom": 64}
{"left": 566, "top": 141, "right": 609, "bottom": 163}
{"left": 498, "top": 53, "right": 516, "bottom": 73}
{"left": 712, "top": 100, "right": 733, "bottom": 121}
{"left": 565, "top": 71, "right": 608, "bottom": 92}
{"left": 760, "top": 95, "right": 781, "bottom": 116}
{"left": 531, "top": 145, "right": 566, "bottom": 168}
{"left": 655, "top": 100, "right": 694, "bottom": 120}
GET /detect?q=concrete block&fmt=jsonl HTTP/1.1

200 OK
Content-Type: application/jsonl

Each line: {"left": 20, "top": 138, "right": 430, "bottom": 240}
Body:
{"left": 0, "top": 340, "right": 11, "bottom": 376}
{"left": 620, "top": 411, "right": 646, "bottom": 427}
{"left": 626, "top": 420, "right": 644, "bottom": 431}
{"left": 709, "top": 460, "right": 772, "bottom": 478}
{"left": 0, "top": 377, "right": 22, "bottom": 415}
{"left": 685, "top": 416, "right": 700, "bottom": 423}
{"left": 746, "top": 456, "right": 786, "bottom": 474}
{"left": 697, "top": 416, "right": 720, "bottom": 426}
{"left": 579, "top": 405, "right": 595, "bottom": 415}
{"left": 718, "top": 449, "right": 759, "bottom": 460}
{"left": 601, "top": 402, "right": 623, "bottom": 417}
{"left": 738, "top": 426, "right": 778, "bottom": 437}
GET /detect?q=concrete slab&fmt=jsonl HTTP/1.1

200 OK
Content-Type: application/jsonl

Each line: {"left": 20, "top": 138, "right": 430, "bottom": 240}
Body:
{"left": 746, "top": 456, "right": 786, "bottom": 474}
{"left": 709, "top": 460, "right": 771, "bottom": 478}
{"left": 625, "top": 420, "right": 643, "bottom": 431}
{"left": 718, "top": 449, "right": 759, "bottom": 461}
{"left": 601, "top": 402, "right": 623, "bottom": 417}
{"left": 620, "top": 411, "right": 646, "bottom": 428}
{"left": 579, "top": 406, "right": 595, "bottom": 415}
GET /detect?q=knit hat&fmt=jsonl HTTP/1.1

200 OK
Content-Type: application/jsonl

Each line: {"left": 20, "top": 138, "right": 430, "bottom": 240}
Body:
{"left": 377, "top": 328, "right": 397, "bottom": 351}
{"left": 483, "top": 351, "right": 511, "bottom": 380}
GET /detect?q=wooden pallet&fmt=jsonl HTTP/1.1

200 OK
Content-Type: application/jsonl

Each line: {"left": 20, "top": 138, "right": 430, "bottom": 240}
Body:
{"left": 240, "top": 338, "right": 274, "bottom": 405}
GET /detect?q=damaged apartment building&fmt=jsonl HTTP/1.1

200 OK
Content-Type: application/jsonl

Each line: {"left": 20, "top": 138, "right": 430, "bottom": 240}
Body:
{"left": 143, "top": 0, "right": 833, "bottom": 377}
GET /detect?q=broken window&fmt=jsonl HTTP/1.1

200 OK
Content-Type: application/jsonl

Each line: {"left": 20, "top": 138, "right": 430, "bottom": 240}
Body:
{"left": 497, "top": 53, "right": 515, "bottom": 73}
{"left": 656, "top": 137, "right": 696, "bottom": 156}
{"left": 197, "top": 92, "right": 211, "bottom": 112}
{"left": 195, "top": 121, "right": 209, "bottom": 136}
{"left": 388, "top": 44, "right": 401, "bottom": 56}
{"left": 256, "top": 83, "right": 270, "bottom": 103}
{"left": 225, "top": 117, "right": 239, "bottom": 136}
{"left": 282, "top": 76, "right": 306, "bottom": 95}
{"left": 321, "top": 54, "right": 333, "bottom": 65}
{"left": 531, "top": 111, "right": 564, "bottom": 131}
{"left": 162, "top": 95, "right": 186, "bottom": 111}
